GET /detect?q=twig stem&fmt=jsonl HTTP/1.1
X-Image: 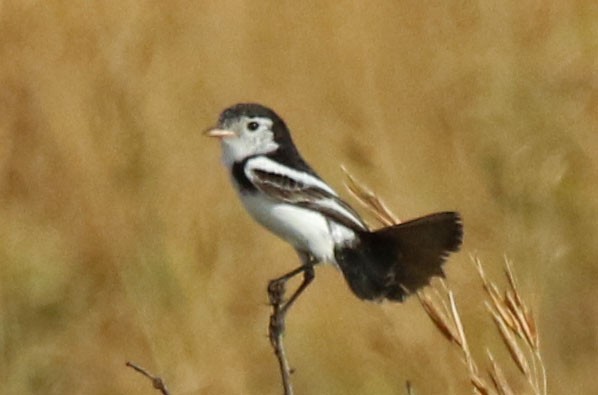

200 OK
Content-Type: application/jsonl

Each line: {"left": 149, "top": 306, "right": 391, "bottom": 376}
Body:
{"left": 126, "top": 361, "right": 171, "bottom": 395}
{"left": 268, "top": 279, "right": 295, "bottom": 395}
{"left": 267, "top": 264, "right": 315, "bottom": 395}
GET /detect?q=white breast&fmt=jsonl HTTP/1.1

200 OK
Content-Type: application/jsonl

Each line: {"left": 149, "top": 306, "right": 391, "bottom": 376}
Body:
{"left": 239, "top": 193, "right": 355, "bottom": 264}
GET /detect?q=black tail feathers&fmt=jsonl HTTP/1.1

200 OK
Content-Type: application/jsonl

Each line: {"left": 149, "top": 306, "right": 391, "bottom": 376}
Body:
{"left": 334, "top": 211, "right": 463, "bottom": 302}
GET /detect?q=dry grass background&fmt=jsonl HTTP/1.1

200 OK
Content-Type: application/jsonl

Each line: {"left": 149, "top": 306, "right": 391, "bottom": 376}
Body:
{"left": 0, "top": 1, "right": 597, "bottom": 394}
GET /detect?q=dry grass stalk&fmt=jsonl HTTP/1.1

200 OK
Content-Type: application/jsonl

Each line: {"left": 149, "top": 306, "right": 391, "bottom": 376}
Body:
{"left": 470, "top": 375, "right": 494, "bottom": 395}
{"left": 417, "top": 290, "right": 461, "bottom": 347}
{"left": 487, "top": 351, "right": 514, "bottom": 395}
{"left": 505, "top": 260, "right": 539, "bottom": 350}
{"left": 342, "top": 166, "right": 399, "bottom": 227}
{"left": 475, "top": 256, "right": 546, "bottom": 395}
{"left": 448, "top": 289, "right": 476, "bottom": 376}
{"left": 477, "top": 262, "right": 521, "bottom": 334}
{"left": 342, "top": 169, "right": 547, "bottom": 395}
{"left": 417, "top": 287, "right": 494, "bottom": 395}
{"left": 489, "top": 307, "right": 531, "bottom": 377}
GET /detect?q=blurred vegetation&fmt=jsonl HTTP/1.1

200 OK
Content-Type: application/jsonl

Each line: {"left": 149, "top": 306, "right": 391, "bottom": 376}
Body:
{"left": 1, "top": 1, "right": 597, "bottom": 394}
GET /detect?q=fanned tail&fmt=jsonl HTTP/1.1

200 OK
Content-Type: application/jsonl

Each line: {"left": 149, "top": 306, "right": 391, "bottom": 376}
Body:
{"left": 334, "top": 211, "right": 463, "bottom": 302}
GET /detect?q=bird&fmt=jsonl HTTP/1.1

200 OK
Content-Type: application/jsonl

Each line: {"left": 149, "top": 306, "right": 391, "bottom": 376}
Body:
{"left": 205, "top": 103, "right": 462, "bottom": 304}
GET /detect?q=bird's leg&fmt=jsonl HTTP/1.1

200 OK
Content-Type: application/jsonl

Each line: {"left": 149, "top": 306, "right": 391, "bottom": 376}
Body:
{"left": 267, "top": 265, "right": 306, "bottom": 309}
{"left": 280, "top": 265, "right": 315, "bottom": 316}
{"left": 267, "top": 264, "right": 315, "bottom": 342}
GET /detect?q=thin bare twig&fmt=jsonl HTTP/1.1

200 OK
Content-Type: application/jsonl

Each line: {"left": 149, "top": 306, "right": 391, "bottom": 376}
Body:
{"left": 266, "top": 260, "right": 314, "bottom": 395}
{"left": 126, "top": 361, "right": 171, "bottom": 395}
{"left": 268, "top": 279, "right": 295, "bottom": 395}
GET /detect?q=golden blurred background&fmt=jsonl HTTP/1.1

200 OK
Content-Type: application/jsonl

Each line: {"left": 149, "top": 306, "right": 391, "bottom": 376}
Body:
{"left": 1, "top": 1, "right": 597, "bottom": 394}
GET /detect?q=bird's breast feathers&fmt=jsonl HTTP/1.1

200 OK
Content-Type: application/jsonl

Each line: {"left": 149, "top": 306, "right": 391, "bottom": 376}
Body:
{"left": 239, "top": 193, "right": 355, "bottom": 263}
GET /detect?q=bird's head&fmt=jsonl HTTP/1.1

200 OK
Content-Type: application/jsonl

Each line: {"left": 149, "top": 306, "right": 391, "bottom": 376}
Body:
{"left": 205, "top": 103, "right": 295, "bottom": 166}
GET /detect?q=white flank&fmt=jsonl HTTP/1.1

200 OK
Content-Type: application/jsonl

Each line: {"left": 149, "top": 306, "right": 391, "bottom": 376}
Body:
{"left": 240, "top": 194, "right": 354, "bottom": 264}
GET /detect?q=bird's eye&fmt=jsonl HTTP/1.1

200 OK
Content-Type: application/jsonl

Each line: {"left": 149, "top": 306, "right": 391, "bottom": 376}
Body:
{"left": 247, "top": 121, "right": 260, "bottom": 131}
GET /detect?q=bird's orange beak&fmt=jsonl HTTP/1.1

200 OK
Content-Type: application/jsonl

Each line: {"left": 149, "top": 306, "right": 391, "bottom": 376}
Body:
{"left": 204, "top": 128, "right": 236, "bottom": 139}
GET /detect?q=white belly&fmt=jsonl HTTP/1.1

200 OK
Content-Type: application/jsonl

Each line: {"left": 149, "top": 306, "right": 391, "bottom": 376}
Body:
{"left": 240, "top": 193, "right": 354, "bottom": 263}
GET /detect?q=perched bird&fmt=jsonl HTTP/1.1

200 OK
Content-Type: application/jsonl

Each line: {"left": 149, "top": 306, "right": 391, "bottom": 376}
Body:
{"left": 205, "top": 103, "right": 462, "bottom": 302}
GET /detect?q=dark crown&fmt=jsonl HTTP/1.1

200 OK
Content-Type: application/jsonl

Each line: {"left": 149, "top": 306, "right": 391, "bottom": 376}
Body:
{"left": 218, "top": 103, "right": 283, "bottom": 127}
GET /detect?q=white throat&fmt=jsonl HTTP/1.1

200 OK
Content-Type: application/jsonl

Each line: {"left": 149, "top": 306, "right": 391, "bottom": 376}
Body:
{"left": 220, "top": 136, "right": 278, "bottom": 167}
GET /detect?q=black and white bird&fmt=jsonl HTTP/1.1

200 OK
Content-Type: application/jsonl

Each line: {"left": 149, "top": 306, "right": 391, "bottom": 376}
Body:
{"left": 205, "top": 103, "right": 462, "bottom": 302}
